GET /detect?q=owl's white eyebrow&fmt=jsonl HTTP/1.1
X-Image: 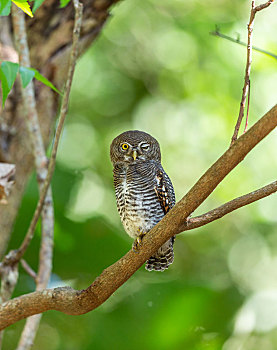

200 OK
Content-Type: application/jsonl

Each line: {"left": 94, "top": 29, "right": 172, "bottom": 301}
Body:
{"left": 139, "top": 142, "right": 149, "bottom": 147}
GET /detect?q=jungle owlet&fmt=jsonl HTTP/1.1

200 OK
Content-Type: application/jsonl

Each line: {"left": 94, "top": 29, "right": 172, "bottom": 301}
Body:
{"left": 110, "top": 130, "right": 175, "bottom": 271}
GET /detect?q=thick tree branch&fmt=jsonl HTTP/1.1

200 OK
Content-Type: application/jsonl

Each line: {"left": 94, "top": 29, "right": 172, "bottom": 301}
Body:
{"left": 230, "top": 0, "right": 274, "bottom": 145}
{"left": 0, "top": 104, "right": 276, "bottom": 330}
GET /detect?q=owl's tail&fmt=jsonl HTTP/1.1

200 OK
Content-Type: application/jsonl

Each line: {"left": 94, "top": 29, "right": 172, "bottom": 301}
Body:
{"left": 145, "top": 237, "right": 175, "bottom": 272}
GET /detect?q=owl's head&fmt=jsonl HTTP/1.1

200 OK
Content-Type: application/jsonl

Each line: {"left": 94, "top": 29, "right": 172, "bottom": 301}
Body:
{"left": 110, "top": 130, "right": 161, "bottom": 166}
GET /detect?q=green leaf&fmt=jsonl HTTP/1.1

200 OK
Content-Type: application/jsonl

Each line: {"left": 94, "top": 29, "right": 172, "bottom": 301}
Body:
{"left": 19, "top": 66, "right": 35, "bottom": 88}
{"left": 1, "top": 62, "right": 19, "bottom": 89}
{"left": 0, "top": 70, "right": 9, "bottom": 107}
{"left": 0, "top": 0, "right": 11, "bottom": 16}
{"left": 0, "top": 62, "right": 61, "bottom": 108}
{"left": 33, "top": 0, "right": 44, "bottom": 13}
{"left": 60, "top": 0, "right": 70, "bottom": 8}
{"left": 12, "top": 0, "right": 33, "bottom": 17}
{"left": 30, "top": 68, "right": 62, "bottom": 95}
{"left": 0, "top": 61, "right": 19, "bottom": 107}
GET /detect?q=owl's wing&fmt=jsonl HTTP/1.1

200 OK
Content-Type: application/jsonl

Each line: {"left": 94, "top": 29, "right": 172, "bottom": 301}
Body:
{"left": 154, "top": 168, "right": 175, "bottom": 215}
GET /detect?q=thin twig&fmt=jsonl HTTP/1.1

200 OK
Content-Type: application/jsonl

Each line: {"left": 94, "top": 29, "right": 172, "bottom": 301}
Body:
{"left": 230, "top": 0, "right": 274, "bottom": 145}
{"left": 255, "top": 0, "right": 274, "bottom": 11}
{"left": 210, "top": 30, "right": 277, "bottom": 61}
{"left": 244, "top": 80, "right": 251, "bottom": 133}
{"left": 20, "top": 260, "right": 37, "bottom": 281}
{"left": 183, "top": 180, "right": 277, "bottom": 231}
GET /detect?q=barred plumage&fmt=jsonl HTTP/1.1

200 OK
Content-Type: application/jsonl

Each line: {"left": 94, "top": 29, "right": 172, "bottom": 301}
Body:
{"left": 110, "top": 130, "right": 176, "bottom": 272}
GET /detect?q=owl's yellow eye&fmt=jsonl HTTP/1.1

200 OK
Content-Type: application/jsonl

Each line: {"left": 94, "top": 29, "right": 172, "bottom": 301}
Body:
{"left": 121, "top": 143, "right": 129, "bottom": 151}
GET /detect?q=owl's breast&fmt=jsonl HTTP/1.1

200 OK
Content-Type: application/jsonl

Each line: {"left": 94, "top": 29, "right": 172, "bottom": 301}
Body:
{"left": 113, "top": 162, "right": 164, "bottom": 239}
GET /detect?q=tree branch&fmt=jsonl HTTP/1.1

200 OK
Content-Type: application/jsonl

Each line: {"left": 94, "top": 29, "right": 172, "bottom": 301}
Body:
{"left": 183, "top": 180, "right": 277, "bottom": 231}
{"left": 0, "top": 260, "right": 18, "bottom": 347}
{"left": 20, "top": 260, "right": 37, "bottom": 281}
{"left": 0, "top": 163, "right": 15, "bottom": 204}
{"left": 230, "top": 0, "right": 274, "bottom": 145}
{"left": 10, "top": 5, "right": 55, "bottom": 349}
{"left": 6, "top": 0, "right": 83, "bottom": 266}
{"left": 0, "top": 6, "right": 83, "bottom": 342}
{"left": 255, "top": 0, "right": 274, "bottom": 11}
{"left": 0, "top": 0, "right": 119, "bottom": 261}
{"left": 8, "top": 2, "right": 83, "bottom": 349}
{"left": 210, "top": 30, "right": 277, "bottom": 61}
{"left": 0, "top": 103, "right": 276, "bottom": 330}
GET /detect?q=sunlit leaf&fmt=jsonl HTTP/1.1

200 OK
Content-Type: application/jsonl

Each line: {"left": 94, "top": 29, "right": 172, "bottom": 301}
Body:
{"left": 12, "top": 0, "right": 33, "bottom": 17}
{"left": 30, "top": 68, "right": 62, "bottom": 95}
{"left": 33, "top": 0, "right": 44, "bottom": 13}
{"left": 0, "top": 61, "right": 19, "bottom": 107}
{"left": 0, "top": 0, "right": 11, "bottom": 15}
{"left": 19, "top": 66, "right": 35, "bottom": 88}
{"left": 60, "top": 0, "right": 70, "bottom": 8}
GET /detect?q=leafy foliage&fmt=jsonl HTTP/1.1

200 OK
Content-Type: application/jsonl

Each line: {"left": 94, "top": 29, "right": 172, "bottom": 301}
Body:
{"left": 0, "top": 61, "right": 62, "bottom": 107}
{"left": 0, "top": 61, "right": 18, "bottom": 107}
{"left": 0, "top": 0, "right": 33, "bottom": 17}
{"left": 0, "top": 0, "right": 70, "bottom": 17}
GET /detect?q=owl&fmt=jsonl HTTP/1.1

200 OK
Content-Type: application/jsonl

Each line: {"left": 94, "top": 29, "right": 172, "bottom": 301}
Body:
{"left": 110, "top": 130, "right": 176, "bottom": 271}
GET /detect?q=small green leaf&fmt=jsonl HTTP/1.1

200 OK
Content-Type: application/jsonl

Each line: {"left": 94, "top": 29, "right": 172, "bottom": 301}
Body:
{"left": 0, "top": 70, "right": 9, "bottom": 107}
{"left": 12, "top": 0, "right": 33, "bottom": 17}
{"left": 30, "top": 68, "right": 62, "bottom": 95}
{"left": 0, "top": 61, "right": 19, "bottom": 107}
{"left": 19, "top": 66, "right": 35, "bottom": 88}
{"left": 60, "top": 0, "right": 70, "bottom": 8}
{"left": 1, "top": 62, "right": 19, "bottom": 89}
{"left": 33, "top": 0, "right": 44, "bottom": 13}
{"left": 0, "top": 0, "right": 11, "bottom": 16}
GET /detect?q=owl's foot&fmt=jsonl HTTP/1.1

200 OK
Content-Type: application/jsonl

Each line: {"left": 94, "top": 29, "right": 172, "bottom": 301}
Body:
{"left": 132, "top": 230, "right": 147, "bottom": 253}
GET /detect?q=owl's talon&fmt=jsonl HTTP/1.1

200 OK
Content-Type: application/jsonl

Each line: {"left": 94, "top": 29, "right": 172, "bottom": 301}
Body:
{"left": 132, "top": 231, "right": 146, "bottom": 253}
{"left": 132, "top": 239, "right": 140, "bottom": 253}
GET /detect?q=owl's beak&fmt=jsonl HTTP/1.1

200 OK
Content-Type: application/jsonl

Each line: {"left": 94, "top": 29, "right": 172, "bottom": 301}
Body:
{"left": 132, "top": 150, "right": 137, "bottom": 160}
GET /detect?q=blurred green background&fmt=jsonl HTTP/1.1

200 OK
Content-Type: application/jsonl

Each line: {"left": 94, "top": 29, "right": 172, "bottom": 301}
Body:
{"left": 4, "top": 0, "right": 277, "bottom": 349}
